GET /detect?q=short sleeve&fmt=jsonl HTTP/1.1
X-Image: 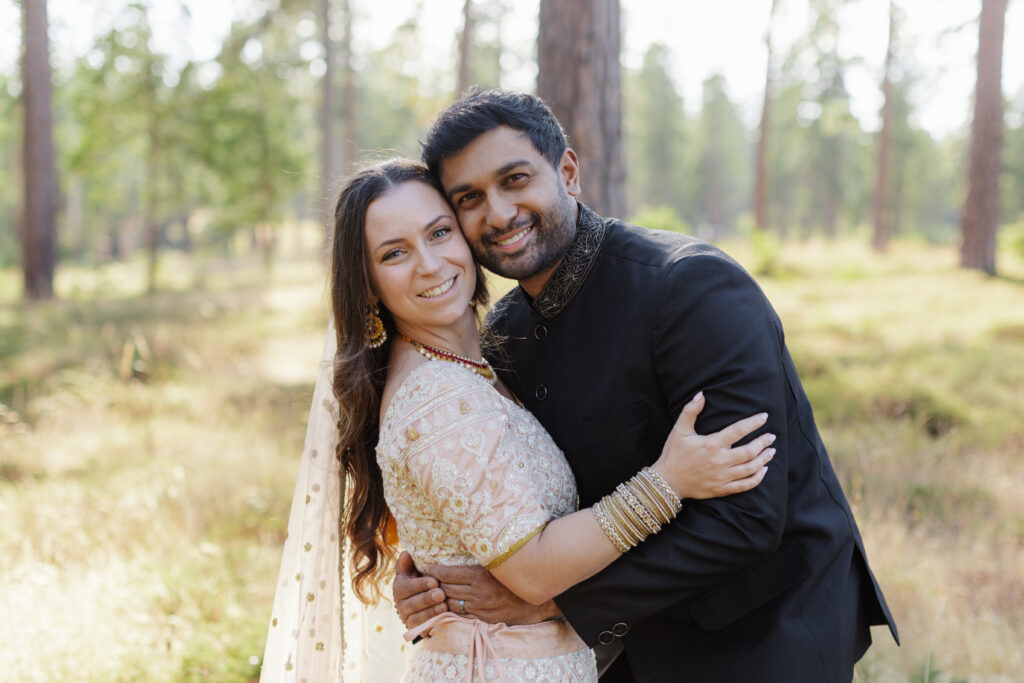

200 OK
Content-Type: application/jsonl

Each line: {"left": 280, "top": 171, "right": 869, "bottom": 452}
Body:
{"left": 390, "top": 370, "right": 549, "bottom": 569}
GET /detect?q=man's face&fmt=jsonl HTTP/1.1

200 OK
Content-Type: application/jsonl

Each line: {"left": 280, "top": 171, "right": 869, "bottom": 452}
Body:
{"left": 439, "top": 126, "right": 581, "bottom": 296}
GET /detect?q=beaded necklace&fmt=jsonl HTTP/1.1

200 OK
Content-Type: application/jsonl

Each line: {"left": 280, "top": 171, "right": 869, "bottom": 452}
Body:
{"left": 400, "top": 334, "right": 497, "bottom": 384}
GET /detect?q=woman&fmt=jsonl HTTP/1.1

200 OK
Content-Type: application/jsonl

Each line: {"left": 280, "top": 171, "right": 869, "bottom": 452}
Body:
{"left": 261, "top": 160, "right": 774, "bottom": 682}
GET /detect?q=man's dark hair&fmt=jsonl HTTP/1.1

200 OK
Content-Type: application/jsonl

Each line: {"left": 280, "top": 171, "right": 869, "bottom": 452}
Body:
{"left": 420, "top": 89, "right": 568, "bottom": 180}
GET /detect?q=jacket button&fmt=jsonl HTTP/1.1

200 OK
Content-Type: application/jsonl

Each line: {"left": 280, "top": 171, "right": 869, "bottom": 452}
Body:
{"left": 597, "top": 630, "right": 615, "bottom": 645}
{"left": 612, "top": 622, "right": 630, "bottom": 637}
{"left": 534, "top": 324, "right": 548, "bottom": 340}
{"left": 535, "top": 385, "right": 548, "bottom": 401}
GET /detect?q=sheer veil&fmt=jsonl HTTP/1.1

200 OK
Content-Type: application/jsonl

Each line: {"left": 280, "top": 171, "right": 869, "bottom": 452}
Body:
{"left": 260, "top": 321, "right": 409, "bottom": 682}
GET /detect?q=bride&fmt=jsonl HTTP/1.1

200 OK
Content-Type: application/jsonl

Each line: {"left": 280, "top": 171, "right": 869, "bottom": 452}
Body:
{"left": 260, "top": 159, "right": 775, "bottom": 682}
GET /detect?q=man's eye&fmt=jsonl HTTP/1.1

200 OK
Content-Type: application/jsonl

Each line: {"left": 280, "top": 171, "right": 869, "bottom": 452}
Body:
{"left": 457, "top": 192, "right": 479, "bottom": 206}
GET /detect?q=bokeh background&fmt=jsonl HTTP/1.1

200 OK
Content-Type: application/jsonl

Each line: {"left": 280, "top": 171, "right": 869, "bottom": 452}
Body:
{"left": 2, "top": 0, "right": 1023, "bottom": 680}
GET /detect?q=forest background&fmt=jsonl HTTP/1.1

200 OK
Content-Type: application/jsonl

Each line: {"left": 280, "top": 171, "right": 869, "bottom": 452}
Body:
{"left": 2, "top": 0, "right": 1023, "bottom": 681}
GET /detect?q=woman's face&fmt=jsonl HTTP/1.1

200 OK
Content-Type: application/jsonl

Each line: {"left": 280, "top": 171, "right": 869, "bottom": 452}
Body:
{"left": 364, "top": 180, "right": 477, "bottom": 337}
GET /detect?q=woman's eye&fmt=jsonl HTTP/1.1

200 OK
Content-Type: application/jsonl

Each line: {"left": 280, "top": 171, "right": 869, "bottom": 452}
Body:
{"left": 381, "top": 249, "right": 402, "bottom": 261}
{"left": 431, "top": 227, "right": 451, "bottom": 240}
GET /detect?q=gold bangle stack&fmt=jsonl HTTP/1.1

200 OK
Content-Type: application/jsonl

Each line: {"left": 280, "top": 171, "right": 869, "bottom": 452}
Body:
{"left": 591, "top": 467, "right": 683, "bottom": 554}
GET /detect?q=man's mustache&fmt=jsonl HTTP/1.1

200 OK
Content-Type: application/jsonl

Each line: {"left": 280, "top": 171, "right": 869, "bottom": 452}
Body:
{"left": 484, "top": 216, "right": 536, "bottom": 246}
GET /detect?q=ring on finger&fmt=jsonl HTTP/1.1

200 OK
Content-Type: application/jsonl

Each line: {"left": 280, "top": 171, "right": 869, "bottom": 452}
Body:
{"left": 457, "top": 598, "right": 466, "bottom": 614}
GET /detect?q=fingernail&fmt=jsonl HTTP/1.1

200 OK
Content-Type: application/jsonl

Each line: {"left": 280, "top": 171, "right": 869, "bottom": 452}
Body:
{"left": 766, "top": 448, "right": 776, "bottom": 459}
{"left": 767, "top": 433, "right": 777, "bottom": 444}
{"left": 693, "top": 391, "right": 704, "bottom": 401}
{"left": 435, "top": 604, "right": 446, "bottom": 613}
{"left": 759, "top": 412, "right": 768, "bottom": 422}
{"left": 431, "top": 589, "right": 444, "bottom": 602}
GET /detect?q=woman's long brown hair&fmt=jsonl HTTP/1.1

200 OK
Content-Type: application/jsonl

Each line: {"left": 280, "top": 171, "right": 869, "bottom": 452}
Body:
{"left": 329, "top": 159, "right": 489, "bottom": 603}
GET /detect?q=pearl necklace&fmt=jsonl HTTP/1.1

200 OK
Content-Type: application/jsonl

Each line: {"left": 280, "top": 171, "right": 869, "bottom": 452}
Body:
{"left": 400, "top": 334, "right": 497, "bottom": 384}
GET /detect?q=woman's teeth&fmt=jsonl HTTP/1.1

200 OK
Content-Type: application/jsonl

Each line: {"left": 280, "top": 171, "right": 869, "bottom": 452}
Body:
{"left": 419, "top": 277, "right": 455, "bottom": 298}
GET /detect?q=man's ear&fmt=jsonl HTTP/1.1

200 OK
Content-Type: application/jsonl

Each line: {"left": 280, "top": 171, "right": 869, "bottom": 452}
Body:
{"left": 559, "top": 148, "right": 581, "bottom": 197}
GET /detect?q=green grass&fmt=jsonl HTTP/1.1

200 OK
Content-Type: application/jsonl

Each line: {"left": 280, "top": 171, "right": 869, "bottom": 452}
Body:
{"left": 1, "top": 238, "right": 1023, "bottom": 681}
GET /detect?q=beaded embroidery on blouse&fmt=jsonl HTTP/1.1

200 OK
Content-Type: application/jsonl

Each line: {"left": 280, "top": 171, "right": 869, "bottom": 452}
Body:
{"left": 376, "top": 361, "right": 578, "bottom": 570}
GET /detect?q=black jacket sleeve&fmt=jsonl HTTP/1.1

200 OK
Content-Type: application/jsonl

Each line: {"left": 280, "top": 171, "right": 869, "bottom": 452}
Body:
{"left": 555, "top": 252, "right": 792, "bottom": 644}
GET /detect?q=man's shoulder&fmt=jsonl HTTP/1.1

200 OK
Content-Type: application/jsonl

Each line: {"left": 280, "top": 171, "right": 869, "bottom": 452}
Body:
{"left": 600, "top": 217, "right": 740, "bottom": 276}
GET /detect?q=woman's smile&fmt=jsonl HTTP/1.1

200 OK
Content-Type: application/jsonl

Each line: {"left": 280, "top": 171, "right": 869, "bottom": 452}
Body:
{"left": 418, "top": 275, "right": 457, "bottom": 299}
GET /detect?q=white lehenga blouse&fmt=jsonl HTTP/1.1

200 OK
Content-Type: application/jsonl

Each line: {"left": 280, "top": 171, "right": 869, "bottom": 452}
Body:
{"left": 376, "top": 361, "right": 597, "bottom": 683}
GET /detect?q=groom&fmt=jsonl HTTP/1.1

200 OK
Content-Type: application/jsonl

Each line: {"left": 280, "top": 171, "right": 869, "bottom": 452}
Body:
{"left": 393, "top": 90, "right": 898, "bottom": 682}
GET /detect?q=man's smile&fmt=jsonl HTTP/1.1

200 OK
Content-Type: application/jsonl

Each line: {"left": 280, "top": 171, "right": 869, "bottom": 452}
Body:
{"left": 493, "top": 225, "right": 534, "bottom": 250}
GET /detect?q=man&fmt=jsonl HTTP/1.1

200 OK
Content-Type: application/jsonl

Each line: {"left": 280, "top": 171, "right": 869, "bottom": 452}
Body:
{"left": 393, "top": 89, "right": 898, "bottom": 682}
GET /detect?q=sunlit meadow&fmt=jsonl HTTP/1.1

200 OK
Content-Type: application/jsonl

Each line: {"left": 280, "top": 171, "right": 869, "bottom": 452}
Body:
{"left": 1, "top": 235, "right": 1022, "bottom": 681}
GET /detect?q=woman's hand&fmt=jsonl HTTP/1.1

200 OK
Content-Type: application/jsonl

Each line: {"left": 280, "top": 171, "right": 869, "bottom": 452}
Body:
{"left": 651, "top": 392, "right": 775, "bottom": 500}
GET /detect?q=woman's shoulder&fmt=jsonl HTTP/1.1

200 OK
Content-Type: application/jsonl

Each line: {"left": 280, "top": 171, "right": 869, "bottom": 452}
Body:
{"left": 379, "top": 362, "right": 503, "bottom": 449}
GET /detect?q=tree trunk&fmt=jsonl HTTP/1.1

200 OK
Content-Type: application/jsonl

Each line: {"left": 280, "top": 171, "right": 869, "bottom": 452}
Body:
{"left": 144, "top": 117, "right": 161, "bottom": 293}
{"left": 753, "top": 0, "right": 780, "bottom": 232}
{"left": 960, "top": 0, "right": 1007, "bottom": 275}
{"left": 457, "top": 0, "right": 475, "bottom": 96}
{"left": 20, "top": 0, "right": 58, "bottom": 300}
{"left": 340, "top": 0, "right": 357, "bottom": 176}
{"left": 538, "top": 0, "right": 624, "bottom": 219}
{"left": 321, "top": 0, "right": 339, "bottom": 233}
{"left": 67, "top": 175, "right": 84, "bottom": 261}
{"left": 871, "top": 0, "right": 896, "bottom": 252}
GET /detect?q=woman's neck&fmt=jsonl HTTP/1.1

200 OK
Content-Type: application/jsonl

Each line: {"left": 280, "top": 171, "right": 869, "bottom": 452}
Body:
{"left": 395, "top": 313, "right": 484, "bottom": 361}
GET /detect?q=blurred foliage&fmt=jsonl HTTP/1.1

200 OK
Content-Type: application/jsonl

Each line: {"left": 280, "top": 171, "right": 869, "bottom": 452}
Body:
{"left": 628, "top": 204, "right": 689, "bottom": 234}
{"left": 2, "top": 0, "right": 1024, "bottom": 283}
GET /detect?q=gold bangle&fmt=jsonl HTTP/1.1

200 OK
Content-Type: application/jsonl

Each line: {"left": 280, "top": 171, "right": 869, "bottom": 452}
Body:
{"left": 604, "top": 494, "right": 643, "bottom": 546}
{"left": 630, "top": 475, "right": 670, "bottom": 524}
{"left": 632, "top": 474, "right": 675, "bottom": 524}
{"left": 617, "top": 482, "right": 661, "bottom": 535}
{"left": 593, "top": 500, "right": 630, "bottom": 553}
{"left": 641, "top": 467, "right": 682, "bottom": 514}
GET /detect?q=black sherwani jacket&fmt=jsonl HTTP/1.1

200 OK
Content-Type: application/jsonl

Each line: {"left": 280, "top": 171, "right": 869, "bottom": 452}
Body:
{"left": 485, "top": 205, "right": 898, "bottom": 683}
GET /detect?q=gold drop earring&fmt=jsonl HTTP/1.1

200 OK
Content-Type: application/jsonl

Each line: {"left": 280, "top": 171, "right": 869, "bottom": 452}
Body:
{"left": 365, "top": 302, "right": 387, "bottom": 349}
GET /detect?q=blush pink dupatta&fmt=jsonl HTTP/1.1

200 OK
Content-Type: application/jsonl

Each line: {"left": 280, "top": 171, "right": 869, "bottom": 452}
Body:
{"left": 259, "top": 322, "right": 409, "bottom": 682}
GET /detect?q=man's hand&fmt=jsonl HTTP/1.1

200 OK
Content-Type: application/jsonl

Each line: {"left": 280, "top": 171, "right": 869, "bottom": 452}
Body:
{"left": 393, "top": 551, "right": 447, "bottom": 629}
{"left": 426, "top": 563, "right": 561, "bottom": 626}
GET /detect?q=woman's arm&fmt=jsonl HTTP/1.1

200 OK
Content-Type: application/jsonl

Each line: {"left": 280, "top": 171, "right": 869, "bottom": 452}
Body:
{"left": 488, "top": 392, "right": 774, "bottom": 604}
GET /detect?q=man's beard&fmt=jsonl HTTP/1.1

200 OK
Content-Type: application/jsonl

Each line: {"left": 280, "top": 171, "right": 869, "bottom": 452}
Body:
{"left": 473, "top": 196, "right": 576, "bottom": 282}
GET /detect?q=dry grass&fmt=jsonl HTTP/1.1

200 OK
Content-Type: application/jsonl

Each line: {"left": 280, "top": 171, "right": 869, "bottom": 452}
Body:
{"left": 1, "top": 238, "right": 1022, "bottom": 681}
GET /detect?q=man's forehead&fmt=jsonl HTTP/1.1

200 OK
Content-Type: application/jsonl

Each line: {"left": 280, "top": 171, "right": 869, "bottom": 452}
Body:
{"left": 440, "top": 128, "right": 541, "bottom": 180}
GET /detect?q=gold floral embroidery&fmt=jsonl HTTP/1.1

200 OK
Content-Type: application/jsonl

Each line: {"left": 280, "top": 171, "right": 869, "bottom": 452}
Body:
{"left": 376, "top": 362, "right": 576, "bottom": 570}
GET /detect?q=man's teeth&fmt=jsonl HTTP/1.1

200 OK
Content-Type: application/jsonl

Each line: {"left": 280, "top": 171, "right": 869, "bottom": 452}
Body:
{"left": 420, "top": 277, "right": 455, "bottom": 298}
{"left": 496, "top": 226, "right": 531, "bottom": 247}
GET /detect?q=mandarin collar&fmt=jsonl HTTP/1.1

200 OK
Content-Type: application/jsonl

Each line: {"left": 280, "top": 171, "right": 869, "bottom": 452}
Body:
{"left": 528, "top": 202, "right": 606, "bottom": 321}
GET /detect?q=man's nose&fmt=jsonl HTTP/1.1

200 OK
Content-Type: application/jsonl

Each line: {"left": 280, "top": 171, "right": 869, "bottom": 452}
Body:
{"left": 484, "top": 194, "right": 516, "bottom": 230}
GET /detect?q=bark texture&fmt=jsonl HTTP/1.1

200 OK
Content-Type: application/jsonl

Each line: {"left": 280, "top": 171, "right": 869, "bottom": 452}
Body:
{"left": 20, "top": 0, "right": 58, "bottom": 300}
{"left": 872, "top": 0, "right": 896, "bottom": 252}
{"left": 960, "top": 0, "right": 1007, "bottom": 274}
{"left": 457, "top": 0, "right": 475, "bottom": 96}
{"left": 538, "top": 0, "right": 624, "bottom": 219}
{"left": 753, "top": 0, "right": 780, "bottom": 232}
